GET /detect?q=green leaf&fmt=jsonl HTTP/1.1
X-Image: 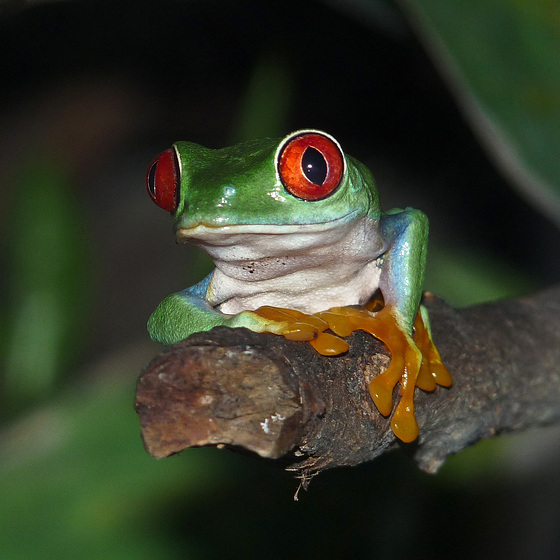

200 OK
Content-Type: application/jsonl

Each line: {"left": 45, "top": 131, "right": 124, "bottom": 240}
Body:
{"left": 399, "top": 0, "right": 560, "bottom": 223}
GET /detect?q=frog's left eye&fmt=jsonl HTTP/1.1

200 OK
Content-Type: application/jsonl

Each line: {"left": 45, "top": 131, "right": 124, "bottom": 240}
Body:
{"left": 278, "top": 132, "right": 344, "bottom": 201}
{"left": 146, "top": 148, "right": 180, "bottom": 213}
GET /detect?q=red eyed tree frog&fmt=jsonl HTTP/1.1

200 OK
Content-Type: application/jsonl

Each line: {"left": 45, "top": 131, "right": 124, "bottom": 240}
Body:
{"left": 146, "top": 130, "right": 451, "bottom": 442}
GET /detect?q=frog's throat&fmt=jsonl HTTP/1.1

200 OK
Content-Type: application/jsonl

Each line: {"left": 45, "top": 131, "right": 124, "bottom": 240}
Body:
{"left": 174, "top": 214, "right": 386, "bottom": 311}
{"left": 174, "top": 209, "right": 362, "bottom": 243}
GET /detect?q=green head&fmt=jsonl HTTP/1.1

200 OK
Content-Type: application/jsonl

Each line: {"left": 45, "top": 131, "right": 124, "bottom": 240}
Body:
{"left": 146, "top": 130, "right": 381, "bottom": 235}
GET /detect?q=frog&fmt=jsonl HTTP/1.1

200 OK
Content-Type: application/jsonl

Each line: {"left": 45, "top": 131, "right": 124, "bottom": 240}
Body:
{"left": 146, "top": 129, "right": 451, "bottom": 442}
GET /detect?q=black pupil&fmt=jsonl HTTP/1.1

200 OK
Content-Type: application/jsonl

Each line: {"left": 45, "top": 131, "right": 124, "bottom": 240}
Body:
{"left": 148, "top": 161, "right": 157, "bottom": 197}
{"left": 302, "top": 147, "right": 327, "bottom": 185}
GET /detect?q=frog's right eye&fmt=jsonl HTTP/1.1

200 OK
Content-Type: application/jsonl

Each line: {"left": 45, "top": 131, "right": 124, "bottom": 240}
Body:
{"left": 277, "top": 132, "right": 344, "bottom": 201}
{"left": 146, "top": 148, "right": 180, "bottom": 213}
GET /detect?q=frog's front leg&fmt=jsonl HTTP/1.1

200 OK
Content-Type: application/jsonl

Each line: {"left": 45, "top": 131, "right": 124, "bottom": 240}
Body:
{"left": 368, "top": 208, "right": 430, "bottom": 441}
{"left": 257, "top": 209, "right": 449, "bottom": 442}
{"left": 147, "top": 273, "right": 289, "bottom": 345}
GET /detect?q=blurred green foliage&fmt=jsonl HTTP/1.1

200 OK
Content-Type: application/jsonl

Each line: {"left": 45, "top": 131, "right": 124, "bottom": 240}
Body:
{"left": 426, "top": 245, "right": 533, "bottom": 307}
{"left": 400, "top": 0, "right": 560, "bottom": 224}
{"left": 230, "top": 52, "right": 294, "bottom": 143}
{"left": 2, "top": 158, "right": 91, "bottom": 411}
{"left": 0, "top": 374, "right": 226, "bottom": 559}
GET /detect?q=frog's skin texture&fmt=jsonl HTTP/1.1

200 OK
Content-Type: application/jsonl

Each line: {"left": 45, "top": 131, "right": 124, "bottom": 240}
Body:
{"left": 146, "top": 130, "right": 451, "bottom": 442}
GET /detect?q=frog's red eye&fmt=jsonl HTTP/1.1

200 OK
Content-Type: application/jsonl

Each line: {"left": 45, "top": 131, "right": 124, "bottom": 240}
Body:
{"left": 146, "top": 148, "right": 180, "bottom": 213}
{"left": 278, "top": 132, "right": 344, "bottom": 201}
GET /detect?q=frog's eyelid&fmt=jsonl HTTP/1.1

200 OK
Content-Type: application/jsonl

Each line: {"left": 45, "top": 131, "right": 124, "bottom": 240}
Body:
{"left": 173, "top": 144, "right": 182, "bottom": 176}
{"left": 173, "top": 144, "right": 183, "bottom": 211}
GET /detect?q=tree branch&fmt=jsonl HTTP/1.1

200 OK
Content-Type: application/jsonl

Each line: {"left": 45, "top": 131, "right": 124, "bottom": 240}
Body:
{"left": 135, "top": 287, "right": 560, "bottom": 478}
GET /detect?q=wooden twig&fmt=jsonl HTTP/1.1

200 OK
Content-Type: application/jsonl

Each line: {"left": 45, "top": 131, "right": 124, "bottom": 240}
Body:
{"left": 135, "top": 287, "right": 560, "bottom": 478}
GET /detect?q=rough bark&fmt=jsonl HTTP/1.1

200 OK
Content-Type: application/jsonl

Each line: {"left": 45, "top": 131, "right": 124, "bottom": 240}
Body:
{"left": 135, "top": 287, "right": 560, "bottom": 479}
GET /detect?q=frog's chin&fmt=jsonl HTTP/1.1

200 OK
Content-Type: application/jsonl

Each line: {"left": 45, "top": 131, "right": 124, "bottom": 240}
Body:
{"left": 175, "top": 211, "right": 361, "bottom": 243}
{"left": 175, "top": 212, "right": 383, "bottom": 284}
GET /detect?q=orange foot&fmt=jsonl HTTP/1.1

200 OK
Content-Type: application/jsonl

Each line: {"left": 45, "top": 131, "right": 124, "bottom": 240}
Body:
{"left": 252, "top": 303, "right": 452, "bottom": 443}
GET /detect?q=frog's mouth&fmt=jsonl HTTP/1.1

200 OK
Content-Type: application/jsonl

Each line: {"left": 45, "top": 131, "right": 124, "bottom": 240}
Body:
{"left": 175, "top": 210, "right": 380, "bottom": 283}
{"left": 175, "top": 209, "right": 362, "bottom": 244}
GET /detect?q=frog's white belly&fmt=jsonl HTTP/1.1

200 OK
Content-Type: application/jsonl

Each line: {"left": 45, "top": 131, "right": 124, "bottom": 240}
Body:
{"left": 213, "top": 258, "right": 382, "bottom": 314}
{"left": 182, "top": 216, "right": 385, "bottom": 315}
